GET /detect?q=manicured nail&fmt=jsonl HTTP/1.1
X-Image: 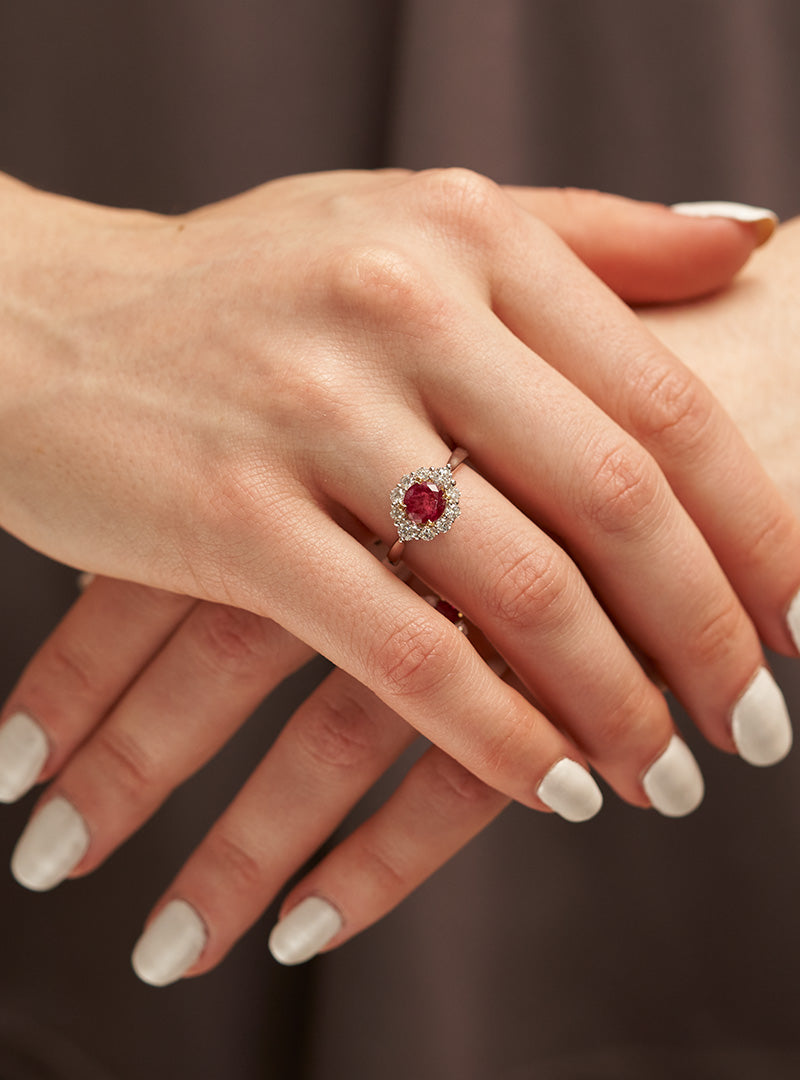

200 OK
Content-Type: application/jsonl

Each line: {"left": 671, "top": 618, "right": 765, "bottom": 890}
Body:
{"left": 132, "top": 899, "right": 208, "bottom": 987}
{"left": 731, "top": 667, "right": 793, "bottom": 766}
{"left": 537, "top": 758, "right": 603, "bottom": 823}
{"left": 11, "top": 796, "right": 89, "bottom": 891}
{"left": 0, "top": 712, "right": 49, "bottom": 803}
{"left": 642, "top": 735, "right": 704, "bottom": 817}
{"left": 671, "top": 201, "right": 778, "bottom": 245}
{"left": 787, "top": 590, "right": 800, "bottom": 654}
{"left": 269, "top": 897, "right": 343, "bottom": 966}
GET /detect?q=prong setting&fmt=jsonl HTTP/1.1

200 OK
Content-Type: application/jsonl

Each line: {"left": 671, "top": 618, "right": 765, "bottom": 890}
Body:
{"left": 390, "top": 465, "right": 461, "bottom": 542}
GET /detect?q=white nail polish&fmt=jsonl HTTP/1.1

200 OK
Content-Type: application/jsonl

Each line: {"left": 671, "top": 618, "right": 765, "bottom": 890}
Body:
{"left": 269, "top": 897, "right": 343, "bottom": 966}
{"left": 11, "top": 796, "right": 89, "bottom": 891}
{"left": 731, "top": 667, "right": 793, "bottom": 766}
{"left": 670, "top": 201, "right": 778, "bottom": 244}
{"left": 537, "top": 758, "right": 603, "bottom": 823}
{"left": 132, "top": 900, "right": 208, "bottom": 987}
{"left": 642, "top": 735, "right": 704, "bottom": 817}
{"left": 0, "top": 712, "right": 49, "bottom": 803}
{"left": 787, "top": 590, "right": 800, "bottom": 654}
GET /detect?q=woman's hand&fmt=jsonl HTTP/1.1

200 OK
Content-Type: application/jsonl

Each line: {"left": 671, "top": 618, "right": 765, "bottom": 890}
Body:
{"left": 3, "top": 569, "right": 512, "bottom": 982}
{"left": 641, "top": 215, "right": 800, "bottom": 516}
{"left": 1, "top": 170, "right": 798, "bottom": 980}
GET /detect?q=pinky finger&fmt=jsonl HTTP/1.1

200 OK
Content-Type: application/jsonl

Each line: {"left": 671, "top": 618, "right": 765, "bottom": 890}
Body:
{"left": 268, "top": 745, "right": 512, "bottom": 966}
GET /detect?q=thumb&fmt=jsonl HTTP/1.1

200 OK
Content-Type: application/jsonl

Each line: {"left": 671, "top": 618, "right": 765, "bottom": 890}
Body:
{"left": 503, "top": 187, "right": 777, "bottom": 304}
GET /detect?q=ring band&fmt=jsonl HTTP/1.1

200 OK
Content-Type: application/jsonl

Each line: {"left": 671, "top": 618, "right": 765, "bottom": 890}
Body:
{"left": 388, "top": 446, "right": 468, "bottom": 564}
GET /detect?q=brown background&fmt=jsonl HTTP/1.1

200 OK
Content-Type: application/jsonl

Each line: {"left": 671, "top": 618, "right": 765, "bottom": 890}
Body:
{"left": 1, "top": 2, "right": 800, "bottom": 1077}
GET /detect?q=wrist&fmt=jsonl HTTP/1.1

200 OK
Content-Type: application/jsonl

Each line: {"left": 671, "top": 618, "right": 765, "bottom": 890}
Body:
{"left": 0, "top": 173, "right": 167, "bottom": 535}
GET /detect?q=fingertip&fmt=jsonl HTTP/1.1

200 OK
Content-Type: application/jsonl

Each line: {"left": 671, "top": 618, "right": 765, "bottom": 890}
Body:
{"left": 671, "top": 201, "right": 778, "bottom": 248}
{"left": 607, "top": 207, "right": 766, "bottom": 304}
{"left": 505, "top": 185, "right": 776, "bottom": 304}
{"left": 268, "top": 896, "right": 343, "bottom": 965}
{"left": 131, "top": 899, "right": 208, "bottom": 987}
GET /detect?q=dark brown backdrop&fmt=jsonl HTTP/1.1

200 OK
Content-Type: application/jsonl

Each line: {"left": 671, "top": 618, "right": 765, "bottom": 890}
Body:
{"left": 1, "top": 2, "right": 800, "bottom": 1077}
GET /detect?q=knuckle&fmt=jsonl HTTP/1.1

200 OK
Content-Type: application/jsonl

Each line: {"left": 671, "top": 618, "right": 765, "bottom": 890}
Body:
{"left": 296, "top": 689, "right": 382, "bottom": 772}
{"left": 92, "top": 726, "right": 157, "bottom": 802}
{"left": 418, "top": 750, "right": 501, "bottom": 817}
{"left": 44, "top": 641, "right": 97, "bottom": 700}
{"left": 587, "top": 683, "right": 661, "bottom": 755}
{"left": 476, "top": 704, "right": 538, "bottom": 789}
{"left": 195, "top": 604, "right": 272, "bottom": 676}
{"left": 204, "top": 828, "right": 265, "bottom": 894}
{"left": 741, "top": 507, "right": 796, "bottom": 568}
{"left": 323, "top": 244, "right": 443, "bottom": 330}
{"left": 355, "top": 834, "right": 408, "bottom": 894}
{"left": 408, "top": 166, "right": 515, "bottom": 253}
{"left": 691, "top": 597, "right": 748, "bottom": 668}
{"left": 483, "top": 540, "right": 573, "bottom": 632}
{"left": 626, "top": 359, "right": 715, "bottom": 454}
{"left": 369, "top": 615, "right": 453, "bottom": 704}
{"left": 579, "top": 440, "right": 663, "bottom": 534}
{"left": 415, "top": 166, "right": 504, "bottom": 232}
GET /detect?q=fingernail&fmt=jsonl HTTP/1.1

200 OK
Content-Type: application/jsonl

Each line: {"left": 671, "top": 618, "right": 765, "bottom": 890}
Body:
{"left": 671, "top": 201, "right": 778, "bottom": 245}
{"left": 11, "top": 796, "right": 89, "bottom": 891}
{"left": 269, "top": 896, "right": 343, "bottom": 966}
{"left": 731, "top": 667, "right": 793, "bottom": 766}
{"left": 642, "top": 735, "right": 704, "bottom": 817}
{"left": 786, "top": 590, "right": 800, "bottom": 654}
{"left": 0, "top": 712, "right": 49, "bottom": 803}
{"left": 132, "top": 899, "right": 208, "bottom": 986}
{"left": 537, "top": 758, "right": 603, "bottom": 823}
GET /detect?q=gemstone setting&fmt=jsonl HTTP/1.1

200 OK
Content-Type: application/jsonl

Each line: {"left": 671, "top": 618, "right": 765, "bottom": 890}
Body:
{"left": 390, "top": 464, "right": 461, "bottom": 542}
{"left": 404, "top": 482, "right": 446, "bottom": 525}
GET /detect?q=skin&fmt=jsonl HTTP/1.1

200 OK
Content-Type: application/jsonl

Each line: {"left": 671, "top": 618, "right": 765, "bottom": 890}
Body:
{"left": 1, "top": 170, "right": 799, "bottom": 977}
{"left": 644, "top": 217, "right": 800, "bottom": 517}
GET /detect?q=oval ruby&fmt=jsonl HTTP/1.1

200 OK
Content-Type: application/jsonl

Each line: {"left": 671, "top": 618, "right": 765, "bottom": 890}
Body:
{"left": 403, "top": 482, "right": 445, "bottom": 525}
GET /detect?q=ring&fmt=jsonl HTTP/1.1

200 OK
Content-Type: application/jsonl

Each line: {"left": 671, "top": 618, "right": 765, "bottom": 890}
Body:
{"left": 424, "top": 594, "right": 469, "bottom": 634}
{"left": 387, "top": 447, "right": 468, "bottom": 564}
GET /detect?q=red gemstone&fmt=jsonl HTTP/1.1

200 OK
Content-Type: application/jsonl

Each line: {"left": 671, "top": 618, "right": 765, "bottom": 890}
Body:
{"left": 435, "top": 599, "right": 462, "bottom": 624}
{"left": 403, "top": 482, "right": 445, "bottom": 525}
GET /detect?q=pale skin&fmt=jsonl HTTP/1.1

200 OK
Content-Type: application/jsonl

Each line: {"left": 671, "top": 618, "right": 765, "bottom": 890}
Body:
{"left": 1, "top": 169, "right": 799, "bottom": 978}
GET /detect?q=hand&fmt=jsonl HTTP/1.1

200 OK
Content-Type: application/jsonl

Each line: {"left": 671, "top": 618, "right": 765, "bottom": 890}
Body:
{"left": 1, "top": 172, "right": 798, "bottom": 983}
{"left": 4, "top": 567, "right": 508, "bottom": 981}
{"left": 640, "top": 215, "right": 800, "bottom": 516}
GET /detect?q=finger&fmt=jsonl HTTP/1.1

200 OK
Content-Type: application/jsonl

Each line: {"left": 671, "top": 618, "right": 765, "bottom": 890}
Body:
{"left": 274, "top": 649, "right": 690, "bottom": 965}
{"left": 0, "top": 578, "right": 194, "bottom": 804}
{"left": 420, "top": 455, "right": 722, "bottom": 795}
{"left": 229, "top": 480, "right": 617, "bottom": 817}
{"left": 503, "top": 186, "right": 776, "bottom": 303}
{"left": 271, "top": 667, "right": 703, "bottom": 965}
{"left": 489, "top": 207, "right": 800, "bottom": 679}
{"left": 129, "top": 667, "right": 420, "bottom": 984}
{"left": 267, "top": 742, "right": 511, "bottom": 965}
{"left": 226, "top": 449, "right": 685, "bottom": 816}
{"left": 414, "top": 316, "right": 778, "bottom": 768}
{"left": 9, "top": 599, "right": 314, "bottom": 891}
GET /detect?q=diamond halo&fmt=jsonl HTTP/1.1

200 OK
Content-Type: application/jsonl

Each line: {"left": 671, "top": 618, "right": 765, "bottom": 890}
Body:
{"left": 390, "top": 464, "right": 461, "bottom": 542}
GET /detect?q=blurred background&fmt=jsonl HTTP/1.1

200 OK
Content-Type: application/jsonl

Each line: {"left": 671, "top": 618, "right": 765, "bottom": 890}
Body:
{"left": 1, "top": 2, "right": 799, "bottom": 1077}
